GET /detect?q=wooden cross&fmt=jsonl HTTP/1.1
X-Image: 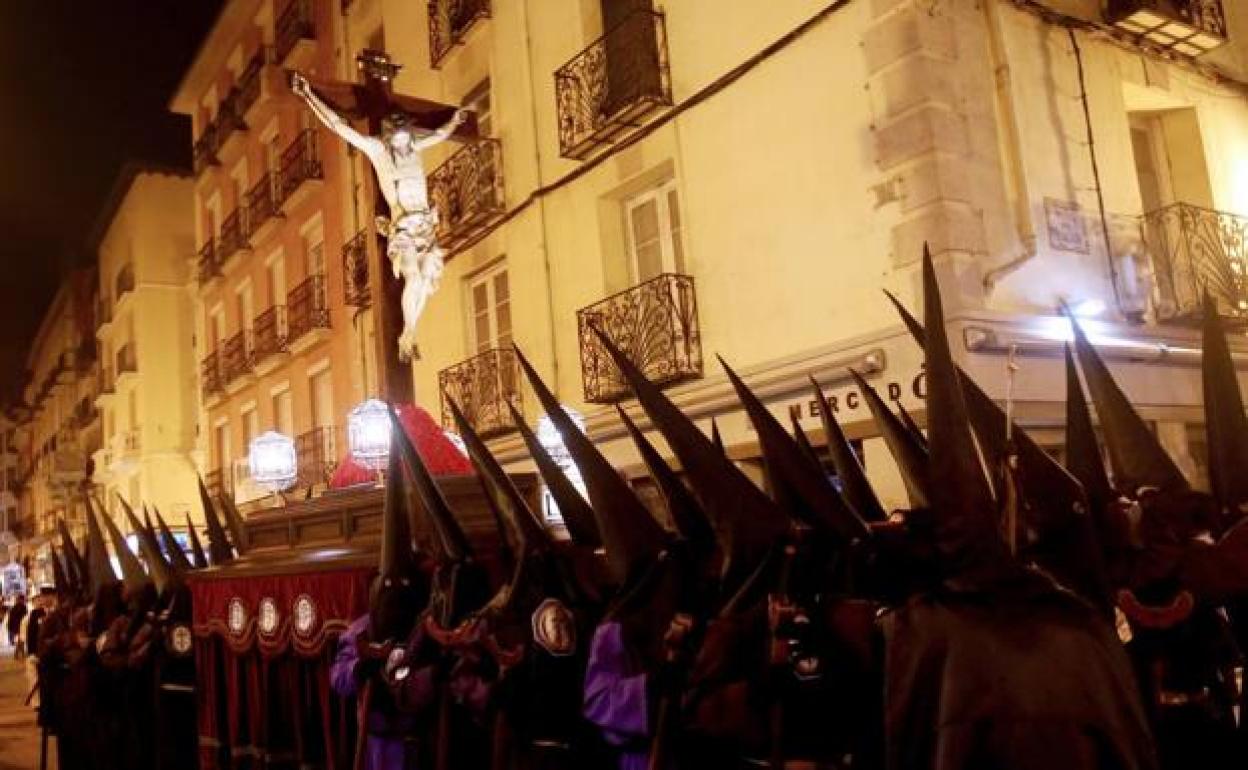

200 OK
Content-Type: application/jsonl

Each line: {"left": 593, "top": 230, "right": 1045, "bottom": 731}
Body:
{"left": 301, "top": 50, "right": 477, "bottom": 404}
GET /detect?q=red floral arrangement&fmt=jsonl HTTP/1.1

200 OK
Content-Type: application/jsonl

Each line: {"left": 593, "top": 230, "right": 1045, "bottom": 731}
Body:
{"left": 329, "top": 403, "right": 472, "bottom": 488}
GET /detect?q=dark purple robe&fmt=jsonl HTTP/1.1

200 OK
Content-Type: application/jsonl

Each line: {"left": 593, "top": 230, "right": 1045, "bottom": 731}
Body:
{"left": 583, "top": 621, "right": 651, "bottom": 770}
{"left": 332, "top": 615, "right": 436, "bottom": 770}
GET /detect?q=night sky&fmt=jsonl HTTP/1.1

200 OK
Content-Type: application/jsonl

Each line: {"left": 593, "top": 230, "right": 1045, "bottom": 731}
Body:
{"left": 0, "top": 1, "right": 222, "bottom": 405}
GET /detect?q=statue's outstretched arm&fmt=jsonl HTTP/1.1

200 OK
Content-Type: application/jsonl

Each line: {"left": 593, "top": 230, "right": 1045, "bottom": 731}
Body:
{"left": 415, "top": 109, "right": 470, "bottom": 150}
{"left": 291, "top": 72, "right": 376, "bottom": 156}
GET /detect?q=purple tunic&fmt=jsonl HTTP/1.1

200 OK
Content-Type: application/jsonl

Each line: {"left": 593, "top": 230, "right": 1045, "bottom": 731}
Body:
{"left": 583, "top": 621, "right": 651, "bottom": 770}
{"left": 332, "top": 615, "right": 434, "bottom": 770}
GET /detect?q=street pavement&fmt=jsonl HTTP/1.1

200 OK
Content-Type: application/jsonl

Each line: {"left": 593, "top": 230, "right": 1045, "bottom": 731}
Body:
{"left": 0, "top": 643, "right": 47, "bottom": 770}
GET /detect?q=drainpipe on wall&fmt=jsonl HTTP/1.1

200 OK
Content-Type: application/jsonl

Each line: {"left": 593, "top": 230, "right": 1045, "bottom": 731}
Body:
{"left": 981, "top": 0, "right": 1039, "bottom": 291}
{"left": 520, "top": 0, "right": 562, "bottom": 398}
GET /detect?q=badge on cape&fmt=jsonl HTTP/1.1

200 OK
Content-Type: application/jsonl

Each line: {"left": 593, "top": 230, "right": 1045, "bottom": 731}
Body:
{"left": 531, "top": 598, "right": 576, "bottom": 657}
{"left": 167, "top": 624, "right": 194, "bottom": 657}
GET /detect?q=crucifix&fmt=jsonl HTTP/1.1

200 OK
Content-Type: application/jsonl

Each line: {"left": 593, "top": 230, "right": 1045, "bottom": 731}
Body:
{"left": 290, "top": 50, "right": 477, "bottom": 403}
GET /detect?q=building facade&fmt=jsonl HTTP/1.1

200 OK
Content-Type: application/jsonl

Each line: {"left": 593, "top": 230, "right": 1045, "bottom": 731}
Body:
{"left": 12, "top": 268, "right": 101, "bottom": 564}
{"left": 90, "top": 167, "right": 201, "bottom": 528}
{"left": 317, "top": 0, "right": 1248, "bottom": 511}
{"left": 171, "top": 0, "right": 370, "bottom": 508}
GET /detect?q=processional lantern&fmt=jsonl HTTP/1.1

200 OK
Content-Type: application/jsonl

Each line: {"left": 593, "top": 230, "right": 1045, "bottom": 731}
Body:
{"left": 349, "top": 399, "right": 392, "bottom": 484}
{"left": 249, "top": 431, "right": 297, "bottom": 504}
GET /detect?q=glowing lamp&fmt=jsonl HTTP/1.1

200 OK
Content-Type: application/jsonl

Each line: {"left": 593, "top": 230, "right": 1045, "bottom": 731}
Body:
{"left": 536, "top": 407, "right": 589, "bottom": 526}
{"left": 1071, "top": 298, "right": 1107, "bottom": 318}
{"left": 349, "top": 398, "right": 392, "bottom": 471}
{"left": 1107, "top": 0, "right": 1226, "bottom": 57}
{"left": 249, "top": 431, "right": 297, "bottom": 493}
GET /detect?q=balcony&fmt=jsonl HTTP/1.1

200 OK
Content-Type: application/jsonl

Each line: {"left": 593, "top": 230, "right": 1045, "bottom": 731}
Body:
{"left": 576, "top": 272, "right": 701, "bottom": 403}
{"left": 554, "top": 9, "right": 672, "bottom": 160}
{"left": 236, "top": 51, "right": 266, "bottom": 121}
{"left": 279, "top": 130, "right": 323, "bottom": 209}
{"left": 295, "top": 426, "right": 337, "bottom": 489}
{"left": 115, "top": 263, "right": 135, "bottom": 303}
{"left": 275, "top": 0, "right": 316, "bottom": 67}
{"left": 287, "top": 274, "right": 330, "bottom": 351}
{"left": 198, "top": 238, "right": 220, "bottom": 286}
{"left": 96, "top": 366, "right": 115, "bottom": 403}
{"left": 193, "top": 125, "right": 220, "bottom": 176}
{"left": 97, "top": 295, "right": 113, "bottom": 332}
{"left": 1107, "top": 0, "right": 1227, "bottom": 56}
{"left": 1144, "top": 202, "right": 1248, "bottom": 324}
{"left": 115, "top": 343, "right": 137, "bottom": 379}
{"left": 247, "top": 172, "right": 282, "bottom": 242}
{"left": 222, "top": 330, "right": 255, "bottom": 387}
{"left": 428, "top": 138, "right": 505, "bottom": 252}
{"left": 428, "top": 0, "right": 490, "bottom": 67}
{"left": 202, "top": 351, "right": 224, "bottom": 400}
{"left": 219, "top": 209, "right": 250, "bottom": 264}
{"left": 438, "top": 347, "right": 521, "bottom": 439}
{"left": 253, "top": 305, "right": 288, "bottom": 371}
{"left": 215, "top": 88, "right": 250, "bottom": 156}
{"left": 342, "top": 228, "right": 371, "bottom": 308}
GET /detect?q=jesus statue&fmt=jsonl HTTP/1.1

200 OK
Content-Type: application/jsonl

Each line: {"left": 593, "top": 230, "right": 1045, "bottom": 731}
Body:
{"left": 291, "top": 72, "right": 468, "bottom": 361}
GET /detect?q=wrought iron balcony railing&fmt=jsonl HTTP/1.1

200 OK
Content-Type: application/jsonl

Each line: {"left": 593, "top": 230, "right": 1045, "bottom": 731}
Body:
{"left": 295, "top": 426, "right": 337, "bottom": 489}
{"left": 342, "top": 228, "right": 371, "bottom": 308}
{"left": 115, "top": 343, "right": 137, "bottom": 376}
{"left": 215, "top": 90, "right": 248, "bottom": 152}
{"left": 193, "top": 125, "right": 219, "bottom": 175}
{"left": 1144, "top": 202, "right": 1248, "bottom": 323}
{"left": 222, "top": 330, "right": 254, "bottom": 384}
{"left": 275, "top": 0, "right": 316, "bottom": 65}
{"left": 279, "top": 130, "right": 323, "bottom": 203}
{"left": 438, "top": 347, "right": 521, "bottom": 438}
{"left": 428, "top": 138, "right": 505, "bottom": 251}
{"left": 115, "top": 263, "right": 135, "bottom": 301}
{"left": 554, "top": 9, "right": 672, "bottom": 160}
{"left": 198, "top": 239, "right": 220, "bottom": 285}
{"left": 428, "top": 0, "right": 491, "bottom": 67}
{"left": 577, "top": 272, "right": 701, "bottom": 403}
{"left": 253, "top": 305, "right": 288, "bottom": 362}
{"left": 202, "top": 351, "right": 224, "bottom": 397}
{"left": 236, "top": 51, "right": 265, "bottom": 117}
{"left": 219, "top": 209, "right": 249, "bottom": 261}
{"left": 122, "top": 429, "right": 141, "bottom": 456}
{"left": 288, "top": 274, "right": 330, "bottom": 343}
{"left": 247, "top": 173, "right": 281, "bottom": 234}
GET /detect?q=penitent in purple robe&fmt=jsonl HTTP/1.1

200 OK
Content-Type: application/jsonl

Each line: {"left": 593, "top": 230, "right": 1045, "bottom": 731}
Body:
{"left": 583, "top": 621, "right": 652, "bottom": 770}
{"left": 332, "top": 615, "right": 436, "bottom": 770}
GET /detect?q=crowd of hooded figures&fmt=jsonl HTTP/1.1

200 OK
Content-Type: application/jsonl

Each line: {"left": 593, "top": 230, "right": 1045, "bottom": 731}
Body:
{"left": 29, "top": 246, "right": 1248, "bottom": 770}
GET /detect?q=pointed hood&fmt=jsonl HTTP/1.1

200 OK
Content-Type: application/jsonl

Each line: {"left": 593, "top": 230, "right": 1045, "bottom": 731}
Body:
{"left": 449, "top": 397, "right": 552, "bottom": 555}
{"left": 711, "top": 419, "right": 725, "bottom": 456}
{"left": 152, "top": 508, "right": 194, "bottom": 573}
{"left": 790, "top": 415, "right": 824, "bottom": 475}
{"left": 197, "top": 476, "right": 236, "bottom": 564}
{"left": 896, "top": 404, "right": 928, "bottom": 450}
{"left": 57, "top": 518, "right": 88, "bottom": 594}
{"left": 49, "top": 543, "right": 67, "bottom": 596}
{"left": 720, "top": 356, "right": 867, "bottom": 541}
{"left": 1065, "top": 343, "right": 1115, "bottom": 517}
{"left": 83, "top": 495, "right": 119, "bottom": 595}
{"left": 811, "top": 378, "right": 886, "bottom": 522}
{"left": 1201, "top": 293, "right": 1248, "bottom": 516}
{"left": 388, "top": 404, "right": 473, "bottom": 563}
{"left": 917, "top": 248, "right": 1006, "bottom": 577}
{"left": 514, "top": 347, "right": 667, "bottom": 584}
{"left": 617, "top": 406, "right": 714, "bottom": 548}
{"left": 219, "top": 491, "right": 251, "bottom": 555}
{"left": 850, "top": 369, "right": 929, "bottom": 509}
{"left": 371, "top": 427, "right": 423, "bottom": 641}
{"left": 120, "top": 498, "right": 172, "bottom": 594}
{"left": 185, "top": 514, "right": 209, "bottom": 569}
{"left": 1068, "top": 311, "right": 1187, "bottom": 494}
{"left": 585, "top": 330, "right": 789, "bottom": 585}
{"left": 507, "top": 401, "right": 602, "bottom": 549}
{"left": 102, "top": 495, "right": 151, "bottom": 595}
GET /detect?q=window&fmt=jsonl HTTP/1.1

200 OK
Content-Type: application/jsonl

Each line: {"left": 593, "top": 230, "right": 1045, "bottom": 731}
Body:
{"left": 264, "top": 132, "right": 282, "bottom": 180}
{"left": 624, "top": 179, "right": 684, "bottom": 282}
{"left": 272, "top": 388, "right": 293, "bottom": 436}
{"left": 302, "top": 221, "right": 325, "bottom": 278}
{"left": 241, "top": 405, "right": 259, "bottom": 448}
{"left": 309, "top": 367, "right": 334, "bottom": 430}
{"left": 266, "top": 251, "right": 286, "bottom": 307}
{"left": 463, "top": 80, "right": 492, "bottom": 138}
{"left": 230, "top": 160, "right": 249, "bottom": 211}
{"left": 205, "top": 195, "right": 223, "bottom": 240}
{"left": 209, "top": 307, "right": 226, "bottom": 350}
{"left": 467, "top": 263, "right": 511, "bottom": 353}
{"left": 236, "top": 281, "right": 254, "bottom": 331}
{"left": 214, "top": 422, "right": 231, "bottom": 471}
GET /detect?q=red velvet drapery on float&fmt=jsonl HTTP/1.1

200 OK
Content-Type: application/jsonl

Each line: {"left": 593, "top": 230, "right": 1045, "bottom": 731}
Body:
{"left": 189, "top": 564, "right": 372, "bottom": 770}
